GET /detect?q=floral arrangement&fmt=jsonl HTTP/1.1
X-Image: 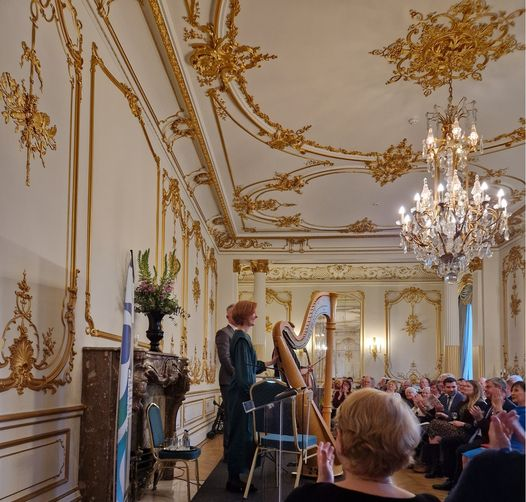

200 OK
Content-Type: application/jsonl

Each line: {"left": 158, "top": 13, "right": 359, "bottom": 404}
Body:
{"left": 135, "top": 249, "right": 189, "bottom": 318}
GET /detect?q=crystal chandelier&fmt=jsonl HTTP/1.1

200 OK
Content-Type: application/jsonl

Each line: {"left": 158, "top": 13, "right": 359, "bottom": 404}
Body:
{"left": 396, "top": 84, "right": 509, "bottom": 283}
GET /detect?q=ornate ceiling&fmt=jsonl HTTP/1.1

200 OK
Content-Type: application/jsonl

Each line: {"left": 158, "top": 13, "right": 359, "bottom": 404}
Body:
{"left": 143, "top": 0, "right": 525, "bottom": 257}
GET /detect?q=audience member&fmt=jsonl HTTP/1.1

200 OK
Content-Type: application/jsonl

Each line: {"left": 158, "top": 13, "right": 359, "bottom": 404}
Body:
{"left": 285, "top": 389, "right": 440, "bottom": 502}
{"left": 360, "top": 375, "right": 375, "bottom": 389}
{"left": 332, "top": 379, "right": 352, "bottom": 417}
{"left": 445, "top": 411, "right": 525, "bottom": 502}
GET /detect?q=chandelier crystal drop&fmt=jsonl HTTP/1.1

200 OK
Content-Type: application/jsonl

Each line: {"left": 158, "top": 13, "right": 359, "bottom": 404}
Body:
{"left": 396, "top": 85, "right": 509, "bottom": 284}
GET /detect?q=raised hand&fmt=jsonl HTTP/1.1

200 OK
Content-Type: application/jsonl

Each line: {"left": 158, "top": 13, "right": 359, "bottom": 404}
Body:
{"left": 316, "top": 441, "right": 335, "bottom": 484}
{"left": 469, "top": 405, "right": 483, "bottom": 421}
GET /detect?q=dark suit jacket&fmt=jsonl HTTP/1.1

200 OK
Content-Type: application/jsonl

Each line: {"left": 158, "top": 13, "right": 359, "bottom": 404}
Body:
{"left": 439, "top": 391, "right": 465, "bottom": 417}
{"left": 216, "top": 324, "right": 235, "bottom": 386}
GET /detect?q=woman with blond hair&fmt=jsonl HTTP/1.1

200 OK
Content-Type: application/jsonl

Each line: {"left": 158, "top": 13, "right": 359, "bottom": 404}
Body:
{"left": 226, "top": 301, "right": 277, "bottom": 493}
{"left": 285, "top": 389, "right": 440, "bottom": 501}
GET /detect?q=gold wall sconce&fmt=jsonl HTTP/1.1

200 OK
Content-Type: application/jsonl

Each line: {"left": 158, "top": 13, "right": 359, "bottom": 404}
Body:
{"left": 369, "top": 337, "right": 382, "bottom": 361}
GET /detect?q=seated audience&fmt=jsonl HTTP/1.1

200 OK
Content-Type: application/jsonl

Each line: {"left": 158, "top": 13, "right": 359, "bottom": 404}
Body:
{"left": 360, "top": 375, "right": 375, "bottom": 389}
{"left": 510, "top": 380, "right": 525, "bottom": 453}
{"left": 285, "top": 389, "right": 440, "bottom": 502}
{"left": 445, "top": 411, "right": 525, "bottom": 502}
{"left": 435, "top": 377, "right": 515, "bottom": 490}
{"left": 430, "top": 380, "right": 485, "bottom": 490}
{"left": 385, "top": 379, "right": 401, "bottom": 399}
{"left": 331, "top": 378, "right": 352, "bottom": 418}
{"left": 412, "top": 386, "right": 441, "bottom": 422}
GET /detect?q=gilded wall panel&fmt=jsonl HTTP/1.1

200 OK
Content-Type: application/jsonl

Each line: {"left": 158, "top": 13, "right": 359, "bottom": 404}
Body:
{"left": 502, "top": 245, "right": 525, "bottom": 376}
{"left": 385, "top": 288, "right": 442, "bottom": 379}
{"left": 0, "top": 0, "right": 81, "bottom": 395}
{"left": 84, "top": 45, "right": 160, "bottom": 348}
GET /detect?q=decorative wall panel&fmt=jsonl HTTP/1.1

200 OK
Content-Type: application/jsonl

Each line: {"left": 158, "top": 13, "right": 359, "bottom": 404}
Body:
{"left": 502, "top": 245, "right": 525, "bottom": 375}
{"left": 0, "top": 0, "right": 81, "bottom": 395}
{"left": 385, "top": 287, "right": 442, "bottom": 379}
{"left": 0, "top": 406, "right": 82, "bottom": 501}
{"left": 84, "top": 44, "right": 160, "bottom": 347}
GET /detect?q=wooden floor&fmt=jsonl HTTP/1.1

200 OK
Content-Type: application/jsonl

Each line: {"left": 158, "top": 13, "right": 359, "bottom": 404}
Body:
{"left": 140, "top": 435, "right": 448, "bottom": 501}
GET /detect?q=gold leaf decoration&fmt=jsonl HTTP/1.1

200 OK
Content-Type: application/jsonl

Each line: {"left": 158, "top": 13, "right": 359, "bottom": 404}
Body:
{"left": 487, "top": 117, "right": 525, "bottom": 146}
{"left": 276, "top": 214, "right": 301, "bottom": 228}
{"left": 403, "top": 313, "right": 424, "bottom": 342}
{"left": 371, "top": 0, "right": 526, "bottom": 95}
{"left": 207, "top": 224, "right": 272, "bottom": 250}
{"left": 160, "top": 110, "right": 195, "bottom": 151}
{"left": 0, "top": 72, "right": 56, "bottom": 186}
{"left": 232, "top": 186, "right": 295, "bottom": 217}
{"left": 192, "top": 267, "right": 201, "bottom": 308}
{"left": 340, "top": 217, "right": 378, "bottom": 234}
{"left": 260, "top": 124, "right": 311, "bottom": 154}
{"left": 184, "top": 0, "right": 277, "bottom": 89}
{"left": 267, "top": 172, "right": 306, "bottom": 193}
{"left": 365, "top": 139, "right": 417, "bottom": 185}
{"left": 0, "top": 272, "right": 60, "bottom": 394}
{"left": 510, "top": 283, "right": 521, "bottom": 324}
{"left": 209, "top": 294, "right": 215, "bottom": 313}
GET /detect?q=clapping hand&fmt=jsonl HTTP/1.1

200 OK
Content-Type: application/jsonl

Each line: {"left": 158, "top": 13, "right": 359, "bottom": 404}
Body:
{"left": 469, "top": 405, "right": 484, "bottom": 421}
{"left": 489, "top": 410, "right": 523, "bottom": 450}
{"left": 316, "top": 442, "right": 335, "bottom": 484}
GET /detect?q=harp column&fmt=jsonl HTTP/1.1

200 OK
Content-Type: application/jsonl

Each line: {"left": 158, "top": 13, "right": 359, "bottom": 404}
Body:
{"left": 251, "top": 260, "right": 269, "bottom": 359}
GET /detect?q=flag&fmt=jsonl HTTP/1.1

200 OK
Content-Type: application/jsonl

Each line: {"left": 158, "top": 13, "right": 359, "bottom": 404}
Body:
{"left": 115, "top": 254, "right": 135, "bottom": 502}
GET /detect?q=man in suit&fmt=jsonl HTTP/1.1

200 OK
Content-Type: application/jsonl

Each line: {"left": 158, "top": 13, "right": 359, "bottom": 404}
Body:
{"left": 215, "top": 304, "right": 236, "bottom": 461}
{"left": 437, "top": 377, "right": 465, "bottom": 418}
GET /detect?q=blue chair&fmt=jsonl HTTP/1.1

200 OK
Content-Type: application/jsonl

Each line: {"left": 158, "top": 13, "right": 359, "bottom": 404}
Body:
{"left": 243, "top": 379, "right": 318, "bottom": 499}
{"left": 146, "top": 402, "right": 201, "bottom": 502}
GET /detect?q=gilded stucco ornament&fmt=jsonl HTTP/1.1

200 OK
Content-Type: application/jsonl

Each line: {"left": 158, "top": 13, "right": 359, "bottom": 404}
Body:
{"left": 184, "top": 0, "right": 276, "bottom": 89}
{"left": 340, "top": 217, "right": 378, "bottom": 234}
{"left": 371, "top": 0, "right": 526, "bottom": 96}
{"left": 502, "top": 246, "right": 525, "bottom": 326}
{"left": 0, "top": 272, "right": 77, "bottom": 394}
{"left": 403, "top": 313, "right": 424, "bottom": 342}
{"left": 1, "top": 0, "right": 82, "bottom": 186}
{"left": 365, "top": 139, "right": 418, "bottom": 186}
{"left": 276, "top": 214, "right": 301, "bottom": 228}
{"left": 192, "top": 267, "right": 201, "bottom": 308}
{"left": 267, "top": 172, "right": 306, "bottom": 193}
{"left": 160, "top": 110, "right": 195, "bottom": 152}
{"left": 233, "top": 186, "right": 295, "bottom": 217}
{"left": 0, "top": 63, "right": 56, "bottom": 186}
{"left": 488, "top": 118, "right": 525, "bottom": 147}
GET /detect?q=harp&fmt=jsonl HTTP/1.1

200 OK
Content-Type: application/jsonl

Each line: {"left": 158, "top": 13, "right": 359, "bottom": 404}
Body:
{"left": 272, "top": 291, "right": 342, "bottom": 477}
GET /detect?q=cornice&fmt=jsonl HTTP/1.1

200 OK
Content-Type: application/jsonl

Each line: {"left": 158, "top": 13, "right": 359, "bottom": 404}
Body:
{"left": 238, "top": 262, "right": 439, "bottom": 283}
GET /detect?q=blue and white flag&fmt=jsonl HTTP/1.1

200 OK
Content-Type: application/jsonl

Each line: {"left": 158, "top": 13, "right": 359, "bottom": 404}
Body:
{"left": 115, "top": 254, "right": 135, "bottom": 502}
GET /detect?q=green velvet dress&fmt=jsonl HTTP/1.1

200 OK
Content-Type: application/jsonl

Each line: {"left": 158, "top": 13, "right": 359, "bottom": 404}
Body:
{"left": 227, "top": 329, "right": 266, "bottom": 476}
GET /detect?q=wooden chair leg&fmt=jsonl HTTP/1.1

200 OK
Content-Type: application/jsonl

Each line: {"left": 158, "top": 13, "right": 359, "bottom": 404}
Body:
{"left": 184, "top": 461, "right": 191, "bottom": 502}
{"left": 294, "top": 453, "right": 303, "bottom": 488}
{"left": 195, "top": 458, "right": 200, "bottom": 489}
{"left": 243, "top": 446, "right": 260, "bottom": 499}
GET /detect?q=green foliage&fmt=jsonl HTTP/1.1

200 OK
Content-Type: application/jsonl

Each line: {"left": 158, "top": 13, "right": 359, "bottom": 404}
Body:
{"left": 135, "top": 249, "right": 188, "bottom": 318}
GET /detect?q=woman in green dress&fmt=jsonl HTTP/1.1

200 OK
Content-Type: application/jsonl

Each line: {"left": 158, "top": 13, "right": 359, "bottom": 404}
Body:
{"left": 226, "top": 300, "right": 276, "bottom": 493}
